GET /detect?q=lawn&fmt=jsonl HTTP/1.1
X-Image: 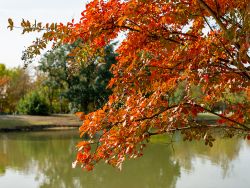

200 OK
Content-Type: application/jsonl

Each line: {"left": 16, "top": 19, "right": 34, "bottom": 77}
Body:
{"left": 0, "top": 114, "right": 82, "bottom": 131}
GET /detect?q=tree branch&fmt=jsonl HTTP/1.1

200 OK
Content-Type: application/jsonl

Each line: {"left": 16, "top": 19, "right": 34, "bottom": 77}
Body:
{"left": 197, "top": 0, "right": 227, "bottom": 33}
{"left": 148, "top": 124, "right": 248, "bottom": 136}
{"left": 191, "top": 103, "right": 250, "bottom": 130}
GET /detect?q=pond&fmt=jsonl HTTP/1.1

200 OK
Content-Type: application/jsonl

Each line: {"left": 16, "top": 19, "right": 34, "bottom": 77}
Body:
{"left": 0, "top": 130, "right": 250, "bottom": 188}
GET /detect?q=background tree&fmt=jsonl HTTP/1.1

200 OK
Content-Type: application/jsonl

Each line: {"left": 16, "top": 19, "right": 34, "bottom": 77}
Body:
{"left": 9, "top": 0, "right": 250, "bottom": 170}
{"left": 0, "top": 64, "right": 10, "bottom": 113}
{"left": 64, "top": 44, "right": 116, "bottom": 113}
{"left": 0, "top": 64, "right": 32, "bottom": 113}
{"left": 5, "top": 67, "right": 32, "bottom": 113}
{"left": 38, "top": 42, "right": 116, "bottom": 113}
{"left": 38, "top": 45, "right": 69, "bottom": 113}
{"left": 31, "top": 72, "right": 70, "bottom": 114}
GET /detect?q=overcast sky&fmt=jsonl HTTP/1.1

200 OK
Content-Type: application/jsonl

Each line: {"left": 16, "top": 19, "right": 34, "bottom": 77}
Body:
{"left": 0, "top": 0, "right": 88, "bottom": 68}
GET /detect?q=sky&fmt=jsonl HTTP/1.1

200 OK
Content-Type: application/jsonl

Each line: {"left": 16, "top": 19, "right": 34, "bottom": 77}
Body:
{"left": 0, "top": 0, "right": 88, "bottom": 68}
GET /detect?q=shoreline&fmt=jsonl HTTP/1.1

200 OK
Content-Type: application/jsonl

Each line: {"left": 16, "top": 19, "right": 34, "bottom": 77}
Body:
{"left": 0, "top": 113, "right": 219, "bottom": 133}
{"left": 0, "top": 114, "right": 81, "bottom": 132}
{"left": 0, "top": 124, "right": 79, "bottom": 132}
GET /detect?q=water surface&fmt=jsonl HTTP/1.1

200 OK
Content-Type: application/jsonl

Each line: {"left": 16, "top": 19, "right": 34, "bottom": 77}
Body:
{"left": 0, "top": 130, "right": 249, "bottom": 188}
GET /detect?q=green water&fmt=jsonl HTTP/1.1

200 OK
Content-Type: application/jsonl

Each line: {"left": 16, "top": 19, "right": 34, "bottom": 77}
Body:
{"left": 0, "top": 130, "right": 249, "bottom": 188}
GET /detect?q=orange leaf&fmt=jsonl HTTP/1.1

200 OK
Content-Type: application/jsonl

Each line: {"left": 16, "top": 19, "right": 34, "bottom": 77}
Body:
{"left": 75, "top": 112, "right": 85, "bottom": 120}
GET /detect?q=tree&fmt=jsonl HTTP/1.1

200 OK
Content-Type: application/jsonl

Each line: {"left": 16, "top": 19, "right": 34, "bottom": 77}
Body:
{"left": 37, "top": 42, "right": 116, "bottom": 113}
{"left": 0, "top": 65, "right": 32, "bottom": 113}
{"left": 38, "top": 46, "right": 69, "bottom": 113}
{"left": 9, "top": 0, "right": 250, "bottom": 170}
{"left": 0, "top": 64, "right": 10, "bottom": 113}
{"left": 64, "top": 44, "right": 116, "bottom": 113}
{"left": 5, "top": 67, "right": 32, "bottom": 113}
{"left": 0, "top": 76, "right": 9, "bottom": 113}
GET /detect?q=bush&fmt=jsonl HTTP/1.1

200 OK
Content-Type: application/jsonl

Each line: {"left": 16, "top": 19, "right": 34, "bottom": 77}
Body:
{"left": 17, "top": 91, "right": 49, "bottom": 115}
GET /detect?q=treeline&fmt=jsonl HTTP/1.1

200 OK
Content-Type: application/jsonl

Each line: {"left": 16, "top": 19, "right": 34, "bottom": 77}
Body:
{"left": 0, "top": 43, "right": 116, "bottom": 115}
{"left": 1, "top": 41, "right": 246, "bottom": 115}
{"left": 0, "top": 64, "right": 32, "bottom": 113}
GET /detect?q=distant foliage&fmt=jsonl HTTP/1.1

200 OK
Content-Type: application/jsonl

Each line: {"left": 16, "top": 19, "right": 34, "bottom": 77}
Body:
{"left": 0, "top": 64, "right": 32, "bottom": 113}
{"left": 17, "top": 92, "right": 49, "bottom": 115}
{"left": 64, "top": 44, "right": 116, "bottom": 113}
{"left": 38, "top": 42, "right": 117, "bottom": 113}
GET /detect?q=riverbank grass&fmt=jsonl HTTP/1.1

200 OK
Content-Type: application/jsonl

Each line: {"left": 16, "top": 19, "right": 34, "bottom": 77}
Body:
{"left": 0, "top": 114, "right": 81, "bottom": 131}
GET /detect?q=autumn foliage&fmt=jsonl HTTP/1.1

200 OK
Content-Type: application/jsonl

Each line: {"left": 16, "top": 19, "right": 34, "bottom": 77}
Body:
{"left": 9, "top": 0, "right": 250, "bottom": 170}
{"left": 0, "top": 77, "right": 9, "bottom": 87}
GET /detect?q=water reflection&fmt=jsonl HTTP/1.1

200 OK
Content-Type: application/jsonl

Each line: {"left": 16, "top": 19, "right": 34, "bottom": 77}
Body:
{"left": 0, "top": 131, "right": 249, "bottom": 188}
{"left": 172, "top": 136, "right": 242, "bottom": 177}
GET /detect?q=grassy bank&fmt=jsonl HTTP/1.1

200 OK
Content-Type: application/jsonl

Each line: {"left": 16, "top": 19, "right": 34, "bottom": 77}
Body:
{"left": 0, "top": 114, "right": 82, "bottom": 132}
{"left": 0, "top": 113, "right": 219, "bottom": 132}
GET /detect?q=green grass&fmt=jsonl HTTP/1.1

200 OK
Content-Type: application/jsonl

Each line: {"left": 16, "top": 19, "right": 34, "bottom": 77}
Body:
{"left": 0, "top": 114, "right": 81, "bottom": 130}
{"left": 0, "top": 119, "right": 30, "bottom": 128}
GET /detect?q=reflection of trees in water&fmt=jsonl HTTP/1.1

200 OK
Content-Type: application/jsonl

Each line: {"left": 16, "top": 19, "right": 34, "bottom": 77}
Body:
{"left": 0, "top": 131, "right": 80, "bottom": 184}
{"left": 171, "top": 136, "right": 242, "bottom": 177}
{"left": 0, "top": 131, "right": 180, "bottom": 188}
{"left": 0, "top": 131, "right": 246, "bottom": 187}
{"left": 0, "top": 134, "right": 38, "bottom": 174}
{"left": 245, "top": 140, "right": 250, "bottom": 147}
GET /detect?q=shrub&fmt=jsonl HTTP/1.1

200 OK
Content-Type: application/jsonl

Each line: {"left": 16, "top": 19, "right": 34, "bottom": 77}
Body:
{"left": 17, "top": 91, "right": 49, "bottom": 115}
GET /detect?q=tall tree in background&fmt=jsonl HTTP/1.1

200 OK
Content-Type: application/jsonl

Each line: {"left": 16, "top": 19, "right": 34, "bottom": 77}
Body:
{"left": 38, "top": 45, "right": 69, "bottom": 113}
{"left": 38, "top": 42, "right": 116, "bottom": 113}
{"left": 5, "top": 68, "right": 32, "bottom": 113}
{"left": 9, "top": 0, "right": 250, "bottom": 170}
{"left": 65, "top": 44, "right": 116, "bottom": 113}
{"left": 0, "top": 64, "right": 31, "bottom": 113}
{"left": 0, "top": 64, "right": 10, "bottom": 113}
